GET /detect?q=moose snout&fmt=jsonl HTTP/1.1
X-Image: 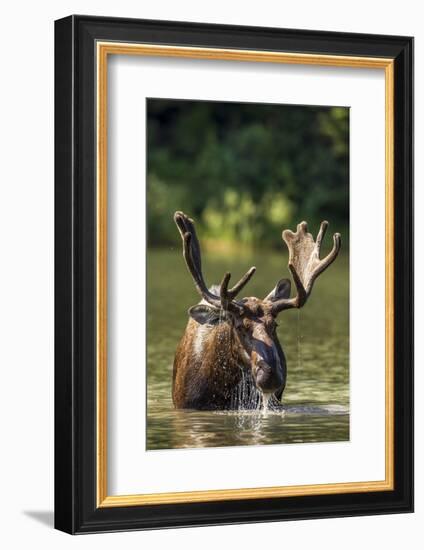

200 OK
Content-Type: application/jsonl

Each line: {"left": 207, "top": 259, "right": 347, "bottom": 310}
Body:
{"left": 250, "top": 333, "right": 284, "bottom": 393}
{"left": 255, "top": 359, "right": 283, "bottom": 392}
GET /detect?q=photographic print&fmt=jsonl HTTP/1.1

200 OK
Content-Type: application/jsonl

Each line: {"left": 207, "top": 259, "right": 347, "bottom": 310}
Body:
{"left": 55, "top": 17, "right": 413, "bottom": 533}
{"left": 146, "top": 98, "right": 349, "bottom": 450}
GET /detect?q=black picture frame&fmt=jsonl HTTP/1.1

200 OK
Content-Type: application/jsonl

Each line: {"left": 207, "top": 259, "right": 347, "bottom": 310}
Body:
{"left": 55, "top": 14, "right": 413, "bottom": 534}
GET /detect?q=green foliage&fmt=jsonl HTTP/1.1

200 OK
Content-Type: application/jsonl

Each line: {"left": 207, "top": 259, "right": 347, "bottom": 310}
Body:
{"left": 147, "top": 99, "right": 349, "bottom": 249}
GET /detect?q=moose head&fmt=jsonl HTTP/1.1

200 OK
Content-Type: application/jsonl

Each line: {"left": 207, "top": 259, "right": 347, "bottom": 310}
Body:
{"left": 173, "top": 211, "right": 341, "bottom": 409}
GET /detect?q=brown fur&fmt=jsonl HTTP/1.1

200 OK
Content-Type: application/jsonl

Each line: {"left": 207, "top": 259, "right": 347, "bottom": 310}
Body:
{"left": 172, "top": 319, "right": 246, "bottom": 409}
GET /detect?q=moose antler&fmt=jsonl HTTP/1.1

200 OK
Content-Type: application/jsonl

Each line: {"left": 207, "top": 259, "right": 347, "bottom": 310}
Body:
{"left": 174, "top": 211, "right": 256, "bottom": 314}
{"left": 271, "top": 221, "right": 341, "bottom": 314}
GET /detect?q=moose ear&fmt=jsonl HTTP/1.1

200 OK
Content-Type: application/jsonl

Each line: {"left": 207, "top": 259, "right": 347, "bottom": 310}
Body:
{"left": 265, "top": 278, "right": 291, "bottom": 302}
{"left": 188, "top": 304, "right": 221, "bottom": 325}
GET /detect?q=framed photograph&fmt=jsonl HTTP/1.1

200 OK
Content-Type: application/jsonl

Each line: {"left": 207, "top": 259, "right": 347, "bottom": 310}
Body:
{"left": 54, "top": 15, "right": 413, "bottom": 534}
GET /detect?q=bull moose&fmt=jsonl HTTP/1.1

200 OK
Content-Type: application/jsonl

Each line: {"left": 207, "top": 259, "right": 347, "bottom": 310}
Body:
{"left": 172, "top": 211, "right": 341, "bottom": 410}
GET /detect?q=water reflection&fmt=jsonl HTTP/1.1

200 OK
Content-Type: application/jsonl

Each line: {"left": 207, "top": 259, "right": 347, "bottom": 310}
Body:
{"left": 147, "top": 392, "right": 349, "bottom": 450}
{"left": 147, "top": 249, "right": 349, "bottom": 450}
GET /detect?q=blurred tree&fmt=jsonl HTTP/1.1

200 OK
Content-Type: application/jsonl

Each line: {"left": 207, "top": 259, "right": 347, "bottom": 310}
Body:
{"left": 147, "top": 99, "right": 349, "bottom": 249}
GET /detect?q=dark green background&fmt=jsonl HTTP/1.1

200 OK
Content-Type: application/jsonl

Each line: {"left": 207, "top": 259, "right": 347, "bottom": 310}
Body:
{"left": 147, "top": 98, "right": 349, "bottom": 250}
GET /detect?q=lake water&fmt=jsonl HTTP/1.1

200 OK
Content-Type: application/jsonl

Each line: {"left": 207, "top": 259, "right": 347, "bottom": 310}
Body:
{"left": 147, "top": 248, "right": 349, "bottom": 450}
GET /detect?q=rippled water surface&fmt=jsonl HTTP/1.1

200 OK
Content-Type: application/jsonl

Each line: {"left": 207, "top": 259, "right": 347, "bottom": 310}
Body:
{"left": 147, "top": 249, "right": 349, "bottom": 450}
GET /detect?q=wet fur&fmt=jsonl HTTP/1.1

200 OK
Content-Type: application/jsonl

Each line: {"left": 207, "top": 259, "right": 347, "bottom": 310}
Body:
{"left": 173, "top": 319, "right": 245, "bottom": 409}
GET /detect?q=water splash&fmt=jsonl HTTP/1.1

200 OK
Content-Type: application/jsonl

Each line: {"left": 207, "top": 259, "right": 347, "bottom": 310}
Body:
{"left": 229, "top": 368, "right": 282, "bottom": 417}
{"left": 261, "top": 392, "right": 272, "bottom": 415}
{"left": 230, "top": 367, "right": 261, "bottom": 410}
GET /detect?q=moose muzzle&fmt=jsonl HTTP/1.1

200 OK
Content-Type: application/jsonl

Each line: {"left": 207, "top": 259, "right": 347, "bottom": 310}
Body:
{"left": 252, "top": 340, "right": 284, "bottom": 393}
